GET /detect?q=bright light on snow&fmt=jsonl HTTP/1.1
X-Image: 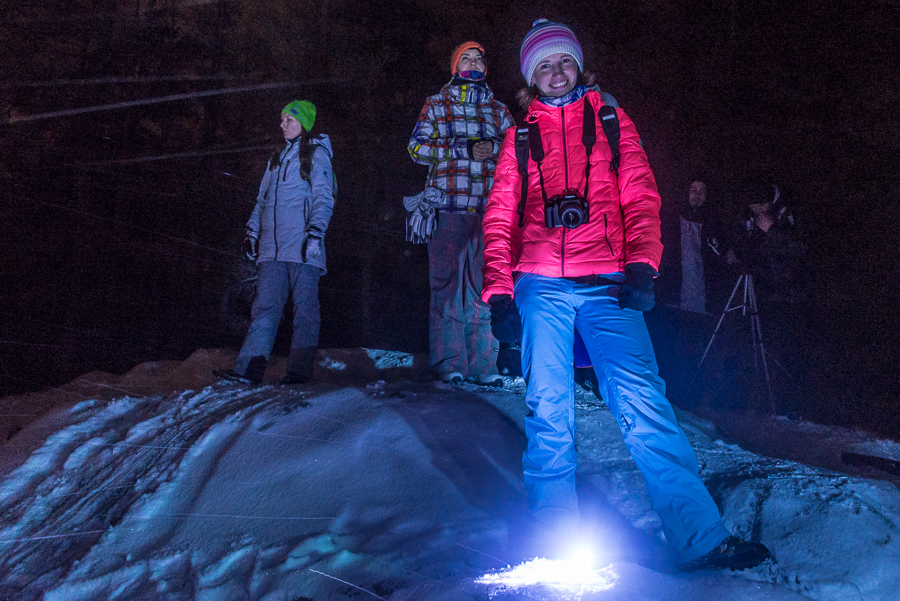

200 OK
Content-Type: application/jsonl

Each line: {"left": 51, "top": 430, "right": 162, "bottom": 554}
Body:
{"left": 476, "top": 556, "right": 618, "bottom": 596}
{"left": 570, "top": 546, "right": 593, "bottom": 570}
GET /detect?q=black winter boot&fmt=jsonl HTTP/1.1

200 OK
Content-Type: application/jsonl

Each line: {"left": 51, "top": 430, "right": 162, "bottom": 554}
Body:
{"left": 214, "top": 355, "right": 266, "bottom": 385}
{"left": 285, "top": 346, "right": 317, "bottom": 383}
{"left": 240, "top": 355, "right": 267, "bottom": 385}
{"left": 214, "top": 356, "right": 267, "bottom": 386}
{"left": 680, "top": 536, "right": 771, "bottom": 571}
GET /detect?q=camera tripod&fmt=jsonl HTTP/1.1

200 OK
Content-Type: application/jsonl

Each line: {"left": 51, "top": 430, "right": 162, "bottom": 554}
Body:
{"left": 686, "top": 273, "right": 779, "bottom": 413}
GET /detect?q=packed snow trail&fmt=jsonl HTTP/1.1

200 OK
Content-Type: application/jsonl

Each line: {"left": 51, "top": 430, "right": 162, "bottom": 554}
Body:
{"left": 0, "top": 351, "right": 898, "bottom": 600}
{"left": 0, "top": 386, "right": 306, "bottom": 598}
{"left": 0, "top": 380, "right": 531, "bottom": 600}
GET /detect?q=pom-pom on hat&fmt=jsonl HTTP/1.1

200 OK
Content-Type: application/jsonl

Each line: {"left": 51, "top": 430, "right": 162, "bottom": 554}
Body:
{"left": 281, "top": 100, "right": 316, "bottom": 132}
{"left": 520, "top": 19, "right": 584, "bottom": 84}
{"left": 450, "top": 41, "right": 486, "bottom": 75}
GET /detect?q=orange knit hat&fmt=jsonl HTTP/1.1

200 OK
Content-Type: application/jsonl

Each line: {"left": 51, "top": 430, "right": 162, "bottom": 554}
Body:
{"left": 450, "top": 41, "right": 486, "bottom": 75}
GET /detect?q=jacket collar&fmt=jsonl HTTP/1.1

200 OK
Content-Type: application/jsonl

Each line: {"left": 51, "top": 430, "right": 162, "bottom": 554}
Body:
{"left": 537, "top": 85, "right": 588, "bottom": 107}
{"left": 442, "top": 81, "right": 493, "bottom": 104}
{"left": 526, "top": 88, "right": 598, "bottom": 123}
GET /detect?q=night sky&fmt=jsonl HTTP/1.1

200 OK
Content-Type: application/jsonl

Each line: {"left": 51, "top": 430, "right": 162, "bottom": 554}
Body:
{"left": 1, "top": 1, "right": 898, "bottom": 434}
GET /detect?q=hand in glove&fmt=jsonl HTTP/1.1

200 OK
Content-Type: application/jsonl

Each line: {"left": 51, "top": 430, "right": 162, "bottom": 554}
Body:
{"left": 488, "top": 294, "right": 522, "bottom": 343}
{"left": 243, "top": 235, "right": 259, "bottom": 261}
{"left": 617, "top": 263, "right": 658, "bottom": 311}
{"left": 302, "top": 231, "right": 323, "bottom": 262}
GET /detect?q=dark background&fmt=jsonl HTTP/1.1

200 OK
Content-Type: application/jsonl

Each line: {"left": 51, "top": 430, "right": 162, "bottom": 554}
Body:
{"left": 1, "top": 1, "right": 897, "bottom": 434}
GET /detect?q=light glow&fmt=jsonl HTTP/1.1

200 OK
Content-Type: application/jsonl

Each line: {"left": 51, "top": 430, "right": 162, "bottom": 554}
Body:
{"left": 476, "top": 556, "right": 618, "bottom": 598}
{"left": 570, "top": 546, "right": 593, "bottom": 570}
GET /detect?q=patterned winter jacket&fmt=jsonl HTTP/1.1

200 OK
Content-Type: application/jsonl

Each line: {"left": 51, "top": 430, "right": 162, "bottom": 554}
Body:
{"left": 481, "top": 89, "right": 663, "bottom": 301}
{"left": 247, "top": 135, "right": 335, "bottom": 274}
{"left": 408, "top": 81, "right": 515, "bottom": 213}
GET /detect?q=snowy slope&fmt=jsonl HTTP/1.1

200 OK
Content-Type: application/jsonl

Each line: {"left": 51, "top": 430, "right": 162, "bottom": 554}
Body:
{"left": 0, "top": 349, "right": 898, "bottom": 601}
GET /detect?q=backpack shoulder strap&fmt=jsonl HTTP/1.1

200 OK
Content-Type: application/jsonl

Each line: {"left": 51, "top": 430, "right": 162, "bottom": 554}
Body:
{"left": 515, "top": 126, "right": 530, "bottom": 228}
{"left": 305, "top": 140, "right": 338, "bottom": 197}
{"left": 600, "top": 90, "right": 619, "bottom": 108}
{"left": 597, "top": 104, "right": 620, "bottom": 176}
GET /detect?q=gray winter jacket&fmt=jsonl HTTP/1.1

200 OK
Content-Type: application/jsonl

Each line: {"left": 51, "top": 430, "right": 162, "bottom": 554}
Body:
{"left": 247, "top": 134, "right": 335, "bottom": 274}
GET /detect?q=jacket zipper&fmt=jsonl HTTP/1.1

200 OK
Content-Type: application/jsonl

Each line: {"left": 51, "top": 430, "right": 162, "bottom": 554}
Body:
{"left": 272, "top": 140, "right": 298, "bottom": 259}
{"left": 560, "top": 106, "right": 569, "bottom": 188}
{"left": 561, "top": 229, "right": 567, "bottom": 276}
{"left": 272, "top": 162, "right": 280, "bottom": 258}
{"left": 560, "top": 106, "right": 568, "bottom": 275}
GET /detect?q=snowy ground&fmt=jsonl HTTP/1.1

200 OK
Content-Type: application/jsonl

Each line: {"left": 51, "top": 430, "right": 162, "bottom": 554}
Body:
{"left": 1, "top": 348, "right": 899, "bottom": 600}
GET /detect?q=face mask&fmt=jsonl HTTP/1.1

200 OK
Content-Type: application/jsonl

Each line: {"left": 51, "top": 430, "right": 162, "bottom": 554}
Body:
{"left": 457, "top": 70, "right": 486, "bottom": 81}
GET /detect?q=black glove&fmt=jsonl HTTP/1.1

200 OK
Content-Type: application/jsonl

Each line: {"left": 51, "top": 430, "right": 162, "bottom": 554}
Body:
{"left": 617, "top": 263, "right": 657, "bottom": 311}
{"left": 302, "top": 231, "right": 323, "bottom": 262}
{"left": 489, "top": 294, "right": 522, "bottom": 343}
{"left": 242, "top": 235, "right": 258, "bottom": 261}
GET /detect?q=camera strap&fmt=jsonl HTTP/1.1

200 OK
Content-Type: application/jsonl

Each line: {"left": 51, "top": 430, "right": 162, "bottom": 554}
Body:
{"left": 530, "top": 123, "right": 551, "bottom": 208}
{"left": 582, "top": 98, "right": 596, "bottom": 200}
{"left": 515, "top": 97, "right": 620, "bottom": 228}
{"left": 515, "top": 127, "right": 531, "bottom": 228}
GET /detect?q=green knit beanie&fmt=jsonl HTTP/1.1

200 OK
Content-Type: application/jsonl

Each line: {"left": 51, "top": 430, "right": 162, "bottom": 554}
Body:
{"left": 281, "top": 100, "right": 316, "bottom": 132}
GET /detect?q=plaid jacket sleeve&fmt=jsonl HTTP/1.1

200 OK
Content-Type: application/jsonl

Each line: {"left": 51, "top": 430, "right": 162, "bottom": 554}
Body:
{"left": 408, "top": 96, "right": 470, "bottom": 165}
{"left": 496, "top": 105, "right": 516, "bottom": 152}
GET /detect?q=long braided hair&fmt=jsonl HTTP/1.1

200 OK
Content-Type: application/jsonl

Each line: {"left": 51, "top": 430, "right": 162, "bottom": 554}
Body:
{"left": 267, "top": 129, "right": 314, "bottom": 182}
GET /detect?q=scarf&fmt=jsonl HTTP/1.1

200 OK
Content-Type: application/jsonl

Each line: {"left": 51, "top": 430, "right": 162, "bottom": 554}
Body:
{"left": 539, "top": 85, "right": 588, "bottom": 107}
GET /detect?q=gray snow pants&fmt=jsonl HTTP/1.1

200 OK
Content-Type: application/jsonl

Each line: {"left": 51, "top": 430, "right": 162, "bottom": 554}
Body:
{"left": 234, "top": 260, "right": 320, "bottom": 380}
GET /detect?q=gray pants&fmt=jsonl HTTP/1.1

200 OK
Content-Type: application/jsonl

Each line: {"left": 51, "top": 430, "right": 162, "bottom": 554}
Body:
{"left": 427, "top": 212, "right": 497, "bottom": 378}
{"left": 235, "top": 261, "right": 320, "bottom": 380}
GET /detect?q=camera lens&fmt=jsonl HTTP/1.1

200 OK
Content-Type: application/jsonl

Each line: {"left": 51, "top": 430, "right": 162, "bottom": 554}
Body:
{"left": 560, "top": 206, "right": 584, "bottom": 228}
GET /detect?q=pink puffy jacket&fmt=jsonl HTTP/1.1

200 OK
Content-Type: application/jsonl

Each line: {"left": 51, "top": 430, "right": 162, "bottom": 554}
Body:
{"left": 481, "top": 89, "right": 663, "bottom": 301}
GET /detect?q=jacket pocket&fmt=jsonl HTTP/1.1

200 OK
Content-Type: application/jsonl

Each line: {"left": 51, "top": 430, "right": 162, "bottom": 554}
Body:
{"left": 603, "top": 214, "right": 616, "bottom": 258}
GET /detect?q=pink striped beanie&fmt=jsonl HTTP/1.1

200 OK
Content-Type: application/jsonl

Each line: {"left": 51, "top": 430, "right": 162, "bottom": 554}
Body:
{"left": 520, "top": 19, "right": 584, "bottom": 84}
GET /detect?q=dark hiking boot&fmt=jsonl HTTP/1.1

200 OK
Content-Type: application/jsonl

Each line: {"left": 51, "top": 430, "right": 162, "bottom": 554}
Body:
{"left": 214, "top": 355, "right": 267, "bottom": 386}
{"left": 575, "top": 367, "right": 604, "bottom": 402}
{"left": 213, "top": 369, "right": 260, "bottom": 386}
{"left": 680, "top": 536, "right": 771, "bottom": 571}
{"left": 286, "top": 347, "right": 316, "bottom": 382}
{"left": 243, "top": 355, "right": 268, "bottom": 385}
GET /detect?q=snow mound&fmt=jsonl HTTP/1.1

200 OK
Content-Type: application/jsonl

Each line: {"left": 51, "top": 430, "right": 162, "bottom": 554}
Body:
{"left": 0, "top": 349, "right": 898, "bottom": 600}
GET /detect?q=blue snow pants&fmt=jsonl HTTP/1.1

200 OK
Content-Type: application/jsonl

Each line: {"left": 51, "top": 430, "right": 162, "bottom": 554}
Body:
{"left": 234, "top": 261, "right": 320, "bottom": 377}
{"left": 514, "top": 273, "right": 730, "bottom": 560}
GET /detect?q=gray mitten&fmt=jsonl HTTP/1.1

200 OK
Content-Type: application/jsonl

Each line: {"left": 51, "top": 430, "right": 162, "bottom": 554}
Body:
{"left": 302, "top": 233, "right": 323, "bottom": 262}
{"left": 243, "top": 235, "right": 259, "bottom": 261}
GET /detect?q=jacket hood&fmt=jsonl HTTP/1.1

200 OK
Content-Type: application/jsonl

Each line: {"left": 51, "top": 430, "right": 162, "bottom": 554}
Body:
{"left": 309, "top": 134, "right": 334, "bottom": 159}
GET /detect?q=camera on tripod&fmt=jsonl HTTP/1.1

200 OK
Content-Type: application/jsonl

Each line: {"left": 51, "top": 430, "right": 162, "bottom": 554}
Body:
{"left": 545, "top": 188, "right": 590, "bottom": 229}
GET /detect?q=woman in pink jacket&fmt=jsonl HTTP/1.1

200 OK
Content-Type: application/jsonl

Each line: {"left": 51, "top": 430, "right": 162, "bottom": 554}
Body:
{"left": 482, "top": 19, "right": 769, "bottom": 570}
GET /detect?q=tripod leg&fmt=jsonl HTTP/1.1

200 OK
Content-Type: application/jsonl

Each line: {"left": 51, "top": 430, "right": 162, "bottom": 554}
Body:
{"left": 747, "top": 276, "right": 775, "bottom": 412}
{"left": 684, "top": 275, "right": 744, "bottom": 397}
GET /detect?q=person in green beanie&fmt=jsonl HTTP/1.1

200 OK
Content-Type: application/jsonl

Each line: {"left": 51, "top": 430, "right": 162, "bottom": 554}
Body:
{"left": 215, "top": 100, "right": 335, "bottom": 386}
